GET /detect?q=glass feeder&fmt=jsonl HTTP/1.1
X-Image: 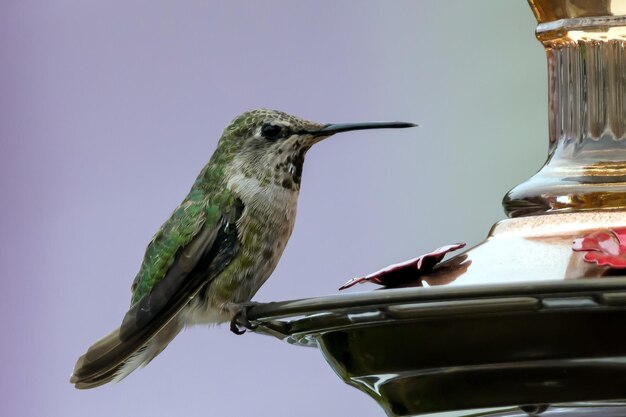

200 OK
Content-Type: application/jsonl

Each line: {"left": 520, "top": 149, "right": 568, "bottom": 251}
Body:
{"left": 244, "top": 1, "right": 626, "bottom": 416}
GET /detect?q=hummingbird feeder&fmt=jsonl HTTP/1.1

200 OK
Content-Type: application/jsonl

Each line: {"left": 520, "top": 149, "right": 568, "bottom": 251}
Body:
{"left": 244, "top": 1, "right": 626, "bottom": 415}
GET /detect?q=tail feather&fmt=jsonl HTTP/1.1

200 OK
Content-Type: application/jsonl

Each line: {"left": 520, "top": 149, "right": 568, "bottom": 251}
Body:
{"left": 71, "top": 319, "right": 181, "bottom": 389}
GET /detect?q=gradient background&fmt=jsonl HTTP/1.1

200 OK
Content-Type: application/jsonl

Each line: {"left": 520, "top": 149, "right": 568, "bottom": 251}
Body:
{"left": 1, "top": 1, "right": 546, "bottom": 416}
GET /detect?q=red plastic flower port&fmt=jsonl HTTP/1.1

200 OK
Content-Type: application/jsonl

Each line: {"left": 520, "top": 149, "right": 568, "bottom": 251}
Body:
{"left": 572, "top": 228, "right": 626, "bottom": 269}
{"left": 339, "top": 243, "right": 466, "bottom": 290}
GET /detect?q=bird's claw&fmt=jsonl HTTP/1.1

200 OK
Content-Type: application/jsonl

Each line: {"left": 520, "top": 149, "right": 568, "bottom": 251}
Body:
{"left": 229, "top": 302, "right": 260, "bottom": 335}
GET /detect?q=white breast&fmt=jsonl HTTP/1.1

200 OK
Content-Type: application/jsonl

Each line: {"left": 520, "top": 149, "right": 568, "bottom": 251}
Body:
{"left": 182, "top": 172, "right": 301, "bottom": 326}
{"left": 226, "top": 173, "right": 299, "bottom": 220}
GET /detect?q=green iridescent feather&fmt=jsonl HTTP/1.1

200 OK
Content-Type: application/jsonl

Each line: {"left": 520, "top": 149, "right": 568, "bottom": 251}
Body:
{"left": 130, "top": 172, "right": 236, "bottom": 305}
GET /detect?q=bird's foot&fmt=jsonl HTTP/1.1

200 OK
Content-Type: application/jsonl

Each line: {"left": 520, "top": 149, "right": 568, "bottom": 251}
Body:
{"left": 227, "top": 302, "right": 260, "bottom": 335}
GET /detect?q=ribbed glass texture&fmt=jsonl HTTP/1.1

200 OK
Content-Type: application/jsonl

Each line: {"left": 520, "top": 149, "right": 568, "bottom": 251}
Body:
{"left": 504, "top": 1, "right": 626, "bottom": 217}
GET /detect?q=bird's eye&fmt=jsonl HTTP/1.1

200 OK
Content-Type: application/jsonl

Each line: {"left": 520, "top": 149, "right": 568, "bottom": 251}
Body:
{"left": 261, "top": 123, "right": 282, "bottom": 140}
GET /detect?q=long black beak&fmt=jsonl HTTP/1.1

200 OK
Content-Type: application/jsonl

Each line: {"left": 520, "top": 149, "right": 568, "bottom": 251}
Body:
{"left": 309, "top": 121, "right": 417, "bottom": 137}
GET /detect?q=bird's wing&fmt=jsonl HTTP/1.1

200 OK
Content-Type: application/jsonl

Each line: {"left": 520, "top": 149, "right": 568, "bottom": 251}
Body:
{"left": 71, "top": 195, "right": 244, "bottom": 388}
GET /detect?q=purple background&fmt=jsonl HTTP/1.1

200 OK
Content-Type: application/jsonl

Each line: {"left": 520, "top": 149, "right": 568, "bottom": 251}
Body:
{"left": 2, "top": 1, "right": 545, "bottom": 416}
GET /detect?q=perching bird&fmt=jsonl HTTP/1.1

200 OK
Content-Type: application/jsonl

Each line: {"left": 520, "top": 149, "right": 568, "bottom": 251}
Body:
{"left": 70, "top": 109, "right": 415, "bottom": 388}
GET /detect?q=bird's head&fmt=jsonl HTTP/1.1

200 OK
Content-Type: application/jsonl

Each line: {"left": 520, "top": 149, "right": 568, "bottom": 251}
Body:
{"left": 214, "top": 108, "right": 415, "bottom": 189}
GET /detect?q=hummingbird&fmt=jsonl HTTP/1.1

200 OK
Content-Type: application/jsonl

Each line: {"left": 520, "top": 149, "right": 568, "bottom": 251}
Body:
{"left": 70, "top": 109, "right": 415, "bottom": 389}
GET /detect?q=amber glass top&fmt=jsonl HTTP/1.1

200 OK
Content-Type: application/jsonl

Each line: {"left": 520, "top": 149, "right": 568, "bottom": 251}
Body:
{"left": 529, "top": 0, "right": 626, "bottom": 23}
